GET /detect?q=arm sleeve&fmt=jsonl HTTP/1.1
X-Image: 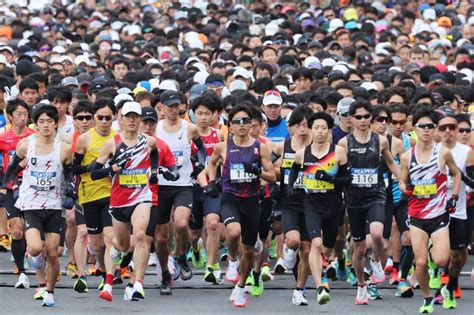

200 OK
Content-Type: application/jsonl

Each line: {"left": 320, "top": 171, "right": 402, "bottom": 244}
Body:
{"left": 63, "top": 163, "right": 73, "bottom": 185}
{"left": 193, "top": 137, "right": 207, "bottom": 165}
{"left": 2, "top": 154, "right": 22, "bottom": 188}
{"left": 150, "top": 148, "right": 159, "bottom": 171}
{"left": 72, "top": 153, "right": 91, "bottom": 175}
{"left": 334, "top": 163, "right": 352, "bottom": 190}
{"left": 287, "top": 162, "right": 301, "bottom": 188}
{"left": 90, "top": 161, "right": 114, "bottom": 180}
{"left": 462, "top": 165, "right": 474, "bottom": 188}
{"left": 271, "top": 152, "right": 281, "bottom": 163}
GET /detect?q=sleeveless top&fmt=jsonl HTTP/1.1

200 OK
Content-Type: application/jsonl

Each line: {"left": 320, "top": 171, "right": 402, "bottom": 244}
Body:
{"left": 277, "top": 139, "right": 305, "bottom": 211}
{"left": 447, "top": 142, "right": 469, "bottom": 220}
{"left": 408, "top": 143, "right": 448, "bottom": 219}
{"left": 110, "top": 133, "right": 152, "bottom": 208}
{"left": 58, "top": 115, "right": 75, "bottom": 139}
{"left": 266, "top": 117, "right": 289, "bottom": 143}
{"left": 222, "top": 138, "right": 261, "bottom": 198}
{"left": 392, "top": 133, "right": 411, "bottom": 204}
{"left": 15, "top": 136, "right": 63, "bottom": 211}
{"left": 156, "top": 119, "right": 192, "bottom": 187}
{"left": 78, "top": 128, "right": 116, "bottom": 204}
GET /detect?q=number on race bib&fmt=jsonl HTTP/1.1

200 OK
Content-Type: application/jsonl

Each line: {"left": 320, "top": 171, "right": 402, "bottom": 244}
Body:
{"left": 173, "top": 151, "right": 184, "bottom": 167}
{"left": 303, "top": 173, "right": 335, "bottom": 193}
{"left": 283, "top": 169, "right": 303, "bottom": 188}
{"left": 119, "top": 168, "right": 147, "bottom": 187}
{"left": 351, "top": 168, "right": 378, "bottom": 187}
{"left": 30, "top": 171, "right": 55, "bottom": 191}
{"left": 412, "top": 179, "right": 437, "bottom": 198}
{"left": 230, "top": 163, "right": 256, "bottom": 183}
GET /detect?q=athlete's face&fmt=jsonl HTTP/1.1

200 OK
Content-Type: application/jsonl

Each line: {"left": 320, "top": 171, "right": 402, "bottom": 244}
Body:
{"left": 230, "top": 111, "right": 251, "bottom": 137}
{"left": 292, "top": 117, "right": 309, "bottom": 137}
{"left": 9, "top": 105, "right": 29, "bottom": 128}
{"left": 249, "top": 119, "right": 262, "bottom": 139}
{"left": 194, "top": 105, "right": 213, "bottom": 129}
{"left": 164, "top": 103, "right": 180, "bottom": 121}
{"left": 94, "top": 106, "right": 113, "bottom": 134}
{"left": 52, "top": 97, "right": 69, "bottom": 118}
{"left": 311, "top": 119, "right": 330, "bottom": 144}
{"left": 390, "top": 112, "right": 407, "bottom": 138}
{"left": 121, "top": 112, "right": 141, "bottom": 132}
{"left": 371, "top": 111, "right": 390, "bottom": 135}
{"left": 414, "top": 117, "right": 436, "bottom": 142}
{"left": 438, "top": 117, "right": 458, "bottom": 144}
{"left": 73, "top": 111, "right": 94, "bottom": 134}
{"left": 351, "top": 107, "right": 371, "bottom": 131}
{"left": 140, "top": 119, "right": 157, "bottom": 136}
{"left": 36, "top": 113, "right": 58, "bottom": 137}
{"left": 456, "top": 121, "right": 471, "bottom": 145}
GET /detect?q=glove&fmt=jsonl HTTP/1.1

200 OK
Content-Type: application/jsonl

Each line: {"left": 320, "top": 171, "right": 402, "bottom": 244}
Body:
{"left": 63, "top": 183, "right": 76, "bottom": 209}
{"left": 270, "top": 184, "right": 281, "bottom": 201}
{"left": 203, "top": 181, "right": 219, "bottom": 198}
{"left": 63, "top": 197, "right": 75, "bottom": 210}
{"left": 243, "top": 162, "right": 261, "bottom": 176}
{"left": 191, "top": 164, "right": 205, "bottom": 180}
{"left": 160, "top": 168, "right": 180, "bottom": 181}
{"left": 445, "top": 197, "right": 457, "bottom": 214}
{"left": 315, "top": 170, "right": 334, "bottom": 183}
{"left": 287, "top": 186, "right": 295, "bottom": 197}
{"left": 149, "top": 171, "right": 158, "bottom": 184}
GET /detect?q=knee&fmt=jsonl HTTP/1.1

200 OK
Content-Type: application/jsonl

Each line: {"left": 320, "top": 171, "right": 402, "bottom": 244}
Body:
{"left": 174, "top": 220, "right": 188, "bottom": 233}
{"left": 45, "top": 250, "right": 59, "bottom": 262}
{"left": 28, "top": 246, "right": 43, "bottom": 257}
{"left": 242, "top": 245, "right": 254, "bottom": 257}
{"left": 90, "top": 237, "right": 104, "bottom": 252}
{"left": 354, "top": 244, "right": 365, "bottom": 257}
{"left": 226, "top": 228, "right": 241, "bottom": 242}
{"left": 300, "top": 246, "right": 310, "bottom": 260}
{"left": 401, "top": 232, "right": 411, "bottom": 245}
{"left": 415, "top": 257, "right": 427, "bottom": 270}
{"left": 206, "top": 220, "right": 219, "bottom": 233}
{"left": 11, "top": 227, "right": 23, "bottom": 240}
{"left": 133, "top": 230, "right": 146, "bottom": 244}
{"left": 77, "top": 228, "right": 88, "bottom": 242}
{"left": 311, "top": 238, "right": 323, "bottom": 253}
{"left": 285, "top": 235, "right": 300, "bottom": 250}
{"left": 371, "top": 230, "right": 383, "bottom": 243}
{"left": 433, "top": 256, "right": 449, "bottom": 268}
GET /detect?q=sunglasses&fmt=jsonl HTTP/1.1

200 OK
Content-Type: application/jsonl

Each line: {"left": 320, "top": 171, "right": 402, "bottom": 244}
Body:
{"left": 375, "top": 116, "right": 391, "bottom": 123}
{"left": 459, "top": 128, "right": 471, "bottom": 134}
{"left": 391, "top": 119, "right": 406, "bottom": 126}
{"left": 340, "top": 112, "right": 349, "bottom": 117}
{"left": 415, "top": 123, "right": 436, "bottom": 130}
{"left": 353, "top": 114, "right": 371, "bottom": 120}
{"left": 39, "top": 47, "right": 51, "bottom": 52}
{"left": 231, "top": 117, "right": 251, "bottom": 125}
{"left": 264, "top": 90, "right": 281, "bottom": 97}
{"left": 438, "top": 124, "right": 457, "bottom": 132}
{"left": 96, "top": 115, "right": 113, "bottom": 121}
{"left": 75, "top": 115, "right": 93, "bottom": 121}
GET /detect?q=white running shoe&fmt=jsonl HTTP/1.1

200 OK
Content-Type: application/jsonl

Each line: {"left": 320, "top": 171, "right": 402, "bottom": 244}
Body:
{"left": 283, "top": 246, "right": 297, "bottom": 270}
{"left": 231, "top": 285, "right": 248, "bottom": 307}
{"left": 369, "top": 258, "right": 386, "bottom": 284}
{"left": 355, "top": 285, "right": 369, "bottom": 305}
{"left": 148, "top": 252, "right": 158, "bottom": 266}
{"left": 15, "top": 272, "right": 30, "bottom": 289}
{"left": 408, "top": 272, "right": 420, "bottom": 289}
{"left": 292, "top": 289, "right": 308, "bottom": 306}
{"left": 41, "top": 292, "right": 55, "bottom": 307}
{"left": 155, "top": 261, "right": 163, "bottom": 283}
{"left": 123, "top": 285, "right": 133, "bottom": 301}
{"left": 225, "top": 259, "right": 240, "bottom": 284}
{"left": 274, "top": 257, "right": 287, "bottom": 274}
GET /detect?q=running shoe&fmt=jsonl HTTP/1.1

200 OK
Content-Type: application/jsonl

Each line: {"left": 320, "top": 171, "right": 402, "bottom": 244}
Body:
{"left": 389, "top": 268, "right": 399, "bottom": 285}
{"left": 148, "top": 252, "right": 158, "bottom": 266}
{"left": 155, "top": 262, "right": 162, "bottom": 283}
{"left": 440, "top": 273, "right": 449, "bottom": 285}
{"left": 317, "top": 286, "right": 331, "bottom": 305}
{"left": 261, "top": 263, "right": 274, "bottom": 282}
{"left": 160, "top": 271, "right": 173, "bottom": 295}
{"left": 283, "top": 245, "right": 297, "bottom": 269}
{"left": 441, "top": 286, "right": 456, "bottom": 309}
{"left": 110, "top": 246, "right": 124, "bottom": 265}
{"left": 73, "top": 276, "right": 88, "bottom": 293}
{"left": 433, "top": 290, "right": 444, "bottom": 304}
{"left": 419, "top": 299, "right": 434, "bottom": 313}
{"left": 225, "top": 259, "right": 240, "bottom": 283}
{"left": 274, "top": 257, "right": 287, "bottom": 274}
{"left": 429, "top": 270, "right": 441, "bottom": 289}
{"left": 220, "top": 246, "right": 229, "bottom": 261}
{"left": 408, "top": 273, "right": 420, "bottom": 289}
{"left": 250, "top": 271, "right": 264, "bottom": 297}
{"left": 0, "top": 234, "right": 11, "bottom": 252}
{"left": 177, "top": 257, "right": 193, "bottom": 280}
{"left": 97, "top": 275, "right": 105, "bottom": 290}
{"left": 41, "top": 292, "right": 55, "bottom": 307}
{"left": 29, "top": 253, "right": 45, "bottom": 270}
{"left": 204, "top": 265, "right": 223, "bottom": 284}
{"left": 322, "top": 276, "right": 330, "bottom": 290}
{"left": 66, "top": 262, "right": 78, "bottom": 278}
{"left": 355, "top": 285, "right": 369, "bottom": 305}
{"left": 34, "top": 287, "right": 46, "bottom": 300}
{"left": 99, "top": 283, "right": 113, "bottom": 302}
{"left": 326, "top": 260, "right": 337, "bottom": 281}
{"left": 86, "top": 264, "right": 97, "bottom": 276}
{"left": 369, "top": 259, "right": 386, "bottom": 284}
{"left": 231, "top": 285, "right": 248, "bottom": 307}
{"left": 254, "top": 238, "right": 263, "bottom": 255}
{"left": 384, "top": 257, "right": 393, "bottom": 274}
{"left": 292, "top": 289, "right": 308, "bottom": 306}
{"left": 169, "top": 256, "right": 180, "bottom": 281}
{"left": 454, "top": 286, "right": 462, "bottom": 299}
{"left": 120, "top": 266, "right": 130, "bottom": 280}
{"left": 131, "top": 281, "right": 145, "bottom": 300}
{"left": 113, "top": 268, "right": 123, "bottom": 285}
{"left": 269, "top": 239, "right": 277, "bottom": 259}
{"left": 367, "top": 284, "right": 382, "bottom": 300}
{"left": 123, "top": 283, "right": 133, "bottom": 301}
{"left": 191, "top": 249, "right": 206, "bottom": 269}
{"left": 15, "top": 272, "right": 29, "bottom": 289}
{"left": 347, "top": 271, "right": 358, "bottom": 286}
{"left": 336, "top": 263, "right": 349, "bottom": 281}
{"left": 395, "top": 280, "right": 414, "bottom": 298}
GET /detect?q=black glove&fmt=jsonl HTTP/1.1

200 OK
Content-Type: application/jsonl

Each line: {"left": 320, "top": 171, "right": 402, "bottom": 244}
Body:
{"left": 270, "top": 184, "right": 281, "bottom": 201}
{"left": 445, "top": 196, "right": 457, "bottom": 214}
{"left": 149, "top": 171, "right": 158, "bottom": 184}
{"left": 63, "top": 183, "right": 76, "bottom": 209}
{"left": 287, "top": 186, "right": 295, "bottom": 197}
{"left": 191, "top": 164, "right": 205, "bottom": 180}
{"left": 315, "top": 170, "right": 334, "bottom": 183}
{"left": 243, "top": 162, "right": 261, "bottom": 176}
{"left": 160, "top": 168, "right": 180, "bottom": 181}
{"left": 203, "top": 181, "right": 219, "bottom": 198}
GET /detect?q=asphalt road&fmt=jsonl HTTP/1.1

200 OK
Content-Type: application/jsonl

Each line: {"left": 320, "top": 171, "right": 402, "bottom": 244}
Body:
{"left": 1, "top": 252, "right": 473, "bottom": 314}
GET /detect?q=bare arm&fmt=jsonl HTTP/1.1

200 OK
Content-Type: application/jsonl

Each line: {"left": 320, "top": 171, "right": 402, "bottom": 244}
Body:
{"left": 381, "top": 136, "right": 400, "bottom": 180}
{"left": 260, "top": 143, "right": 276, "bottom": 183}
{"left": 398, "top": 151, "right": 410, "bottom": 193}
{"left": 272, "top": 141, "right": 284, "bottom": 179}
{"left": 443, "top": 147, "right": 461, "bottom": 197}
{"left": 198, "top": 142, "right": 224, "bottom": 187}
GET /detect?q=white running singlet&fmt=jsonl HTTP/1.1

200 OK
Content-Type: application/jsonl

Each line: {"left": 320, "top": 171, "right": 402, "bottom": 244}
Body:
{"left": 447, "top": 142, "right": 469, "bottom": 220}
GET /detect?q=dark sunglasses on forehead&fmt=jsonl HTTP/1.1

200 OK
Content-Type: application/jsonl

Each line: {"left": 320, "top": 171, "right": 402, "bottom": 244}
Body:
{"left": 415, "top": 123, "right": 436, "bottom": 130}
{"left": 438, "top": 123, "right": 457, "bottom": 132}
{"left": 74, "top": 115, "right": 93, "bottom": 121}
{"left": 96, "top": 115, "right": 113, "bottom": 121}
{"left": 391, "top": 119, "right": 406, "bottom": 126}
{"left": 459, "top": 128, "right": 471, "bottom": 134}
{"left": 375, "top": 116, "right": 391, "bottom": 123}
{"left": 231, "top": 117, "right": 251, "bottom": 125}
{"left": 353, "top": 114, "right": 371, "bottom": 120}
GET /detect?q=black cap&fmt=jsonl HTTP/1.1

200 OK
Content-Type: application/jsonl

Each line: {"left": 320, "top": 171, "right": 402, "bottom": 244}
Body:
{"left": 88, "top": 80, "right": 107, "bottom": 95}
{"left": 160, "top": 90, "right": 181, "bottom": 106}
{"left": 16, "top": 59, "right": 34, "bottom": 77}
{"left": 142, "top": 106, "right": 158, "bottom": 121}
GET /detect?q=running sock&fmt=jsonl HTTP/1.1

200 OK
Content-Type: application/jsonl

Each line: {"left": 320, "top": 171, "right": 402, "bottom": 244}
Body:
{"left": 253, "top": 270, "right": 261, "bottom": 284}
{"left": 317, "top": 286, "right": 325, "bottom": 294}
{"left": 400, "top": 246, "right": 414, "bottom": 279}
{"left": 11, "top": 239, "right": 25, "bottom": 273}
{"left": 47, "top": 290, "right": 54, "bottom": 294}
{"left": 120, "top": 252, "right": 133, "bottom": 269}
{"left": 424, "top": 297, "right": 433, "bottom": 305}
{"left": 178, "top": 255, "right": 187, "bottom": 264}
{"left": 447, "top": 276, "right": 458, "bottom": 299}
{"left": 105, "top": 273, "right": 113, "bottom": 286}
{"left": 338, "top": 256, "right": 346, "bottom": 271}
{"left": 393, "top": 261, "right": 400, "bottom": 271}
{"left": 38, "top": 283, "right": 46, "bottom": 288}
{"left": 295, "top": 287, "right": 303, "bottom": 291}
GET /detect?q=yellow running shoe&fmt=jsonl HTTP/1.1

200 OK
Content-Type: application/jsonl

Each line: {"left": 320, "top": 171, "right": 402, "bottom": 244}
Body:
{"left": 66, "top": 262, "right": 79, "bottom": 278}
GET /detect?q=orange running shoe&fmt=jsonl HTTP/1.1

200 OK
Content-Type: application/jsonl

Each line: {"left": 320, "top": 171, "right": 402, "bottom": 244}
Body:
{"left": 454, "top": 286, "right": 462, "bottom": 299}
{"left": 441, "top": 273, "right": 449, "bottom": 285}
{"left": 120, "top": 266, "right": 130, "bottom": 279}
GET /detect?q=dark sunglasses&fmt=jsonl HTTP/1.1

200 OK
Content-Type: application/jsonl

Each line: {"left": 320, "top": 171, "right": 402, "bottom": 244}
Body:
{"left": 340, "top": 112, "right": 349, "bottom": 117}
{"left": 459, "top": 128, "right": 471, "bottom": 134}
{"left": 353, "top": 114, "right": 371, "bottom": 120}
{"left": 415, "top": 123, "right": 436, "bottom": 130}
{"left": 375, "top": 116, "right": 391, "bottom": 123}
{"left": 75, "top": 115, "right": 93, "bottom": 121}
{"left": 96, "top": 115, "right": 113, "bottom": 121}
{"left": 391, "top": 119, "right": 406, "bottom": 126}
{"left": 438, "top": 124, "right": 457, "bottom": 132}
{"left": 231, "top": 117, "right": 251, "bottom": 125}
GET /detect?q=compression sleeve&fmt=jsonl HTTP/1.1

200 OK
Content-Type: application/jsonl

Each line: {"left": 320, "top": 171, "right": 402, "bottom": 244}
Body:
{"left": 72, "top": 153, "right": 91, "bottom": 175}
{"left": 193, "top": 137, "right": 207, "bottom": 165}
{"left": 2, "top": 154, "right": 22, "bottom": 188}
{"left": 287, "top": 162, "right": 301, "bottom": 188}
{"left": 90, "top": 161, "right": 114, "bottom": 180}
{"left": 150, "top": 148, "right": 159, "bottom": 171}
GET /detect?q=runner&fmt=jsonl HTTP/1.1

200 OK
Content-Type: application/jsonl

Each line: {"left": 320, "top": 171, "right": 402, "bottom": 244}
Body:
{"left": 72, "top": 98, "right": 117, "bottom": 296}
{"left": 272, "top": 105, "right": 313, "bottom": 305}
{"left": 3, "top": 104, "right": 73, "bottom": 307}
{"left": 0, "top": 99, "right": 35, "bottom": 289}
{"left": 289, "top": 111, "right": 351, "bottom": 305}
{"left": 337, "top": 100, "right": 400, "bottom": 305}
{"left": 198, "top": 103, "right": 276, "bottom": 307}
{"left": 90, "top": 101, "right": 158, "bottom": 301}
{"left": 399, "top": 106, "right": 461, "bottom": 314}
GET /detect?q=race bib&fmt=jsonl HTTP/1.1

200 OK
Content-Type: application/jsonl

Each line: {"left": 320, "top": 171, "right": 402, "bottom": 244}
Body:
{"left": 351, "top": 168, "right": 378, "bottom": 187}
{"left": 30, "top": 171, "right": 56, "bottom": 191}
{"left": 230, "top": 163, "right": 256, "bottom": 183}
{"left": 412, "top": 179, "right": 437, "bottom": 198}
{"left": 283, "top": 169, "right": 304, "bottom": 189}
{"left": 281, "top": 153, "right": 295, "bottom": 168}
{"left": 384, "top": 173, "right": 389, "bottom": 188}
{"left": 173, "top": 151, "right": 184, "bottom": 167}
{"left": 303, "top": 173, "right": 335, "bottom": 193}
{"left": 119, "top": 168, "right": 147, "bottom": 187}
